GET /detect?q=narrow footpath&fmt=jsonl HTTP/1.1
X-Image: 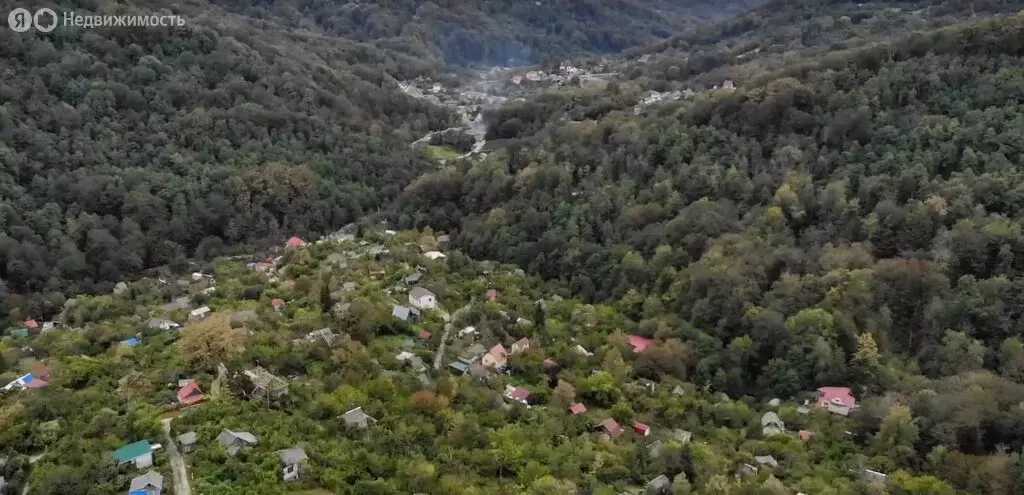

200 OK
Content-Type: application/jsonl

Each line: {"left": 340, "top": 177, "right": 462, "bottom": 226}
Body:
{"left": 161, "top": 418, "right": 192, "bottom": 495}
{"left": 433, "top": 303, "right": 473, "bottom": 370}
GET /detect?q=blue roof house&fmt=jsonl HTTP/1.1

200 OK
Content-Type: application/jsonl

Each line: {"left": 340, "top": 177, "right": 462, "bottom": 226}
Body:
{"left": 121, "top": 337, "right": 140, "bottom": 347}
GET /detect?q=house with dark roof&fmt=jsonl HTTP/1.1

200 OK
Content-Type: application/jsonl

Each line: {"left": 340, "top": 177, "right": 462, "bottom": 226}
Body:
{"left": 217, "top": 430, "right": 258, "bottom": 455}
{"left": 278, "top": 447, "right": 308, "bottom": 482}
{"left": 177, "top": 381, "right": 204, "bottom": 407}
{"left": 342, "top": 406, "right": 376, "bottom": 429}
{"left": 449, "top": 361, "right": 469, "bottom": 375}
{"left": 112, "top": 441, "right": 159, "bottom": 469}
{"left": 128, "top": 470, "right": 163, "bottom": 495}
{"left": 177, "top": 432, "right": 197, "bottom": 454}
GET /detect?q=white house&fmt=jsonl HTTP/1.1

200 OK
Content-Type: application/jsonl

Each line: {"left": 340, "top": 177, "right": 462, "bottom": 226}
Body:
{"left": 189, "top": 306, "right": 211, "bottom": 321}
{"left": 423, "top": 251, "right": 446, "bottom": 261}
{"left": 409, "top": 287, "right": 437, "bottom": 310}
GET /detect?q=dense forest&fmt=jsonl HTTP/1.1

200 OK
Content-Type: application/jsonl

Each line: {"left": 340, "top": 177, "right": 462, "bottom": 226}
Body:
{"left": 0, "top": 0, "right": 459, "bottom": 320}
{"left": 208, "top": 0, "right": 765, "bottom": 66}
{"left": 397, "top": 6, "right": 1024, "bottom": 444}
{"left": 0, "top": 0, "right": 770, "bottom": 321}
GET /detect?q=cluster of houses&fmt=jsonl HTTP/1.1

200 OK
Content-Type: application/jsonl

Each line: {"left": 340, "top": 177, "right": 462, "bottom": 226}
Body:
{"left": 508, "top": 61, "right": 617, "bottom": 87}
{"left": 2, "top": 230, "right": 878, "bottom": 494}
{"left": 0, "top": 362, "right": 50, "bottom": 393}
{"left": 113, "top": 428, "right": 314, "bottom": 493}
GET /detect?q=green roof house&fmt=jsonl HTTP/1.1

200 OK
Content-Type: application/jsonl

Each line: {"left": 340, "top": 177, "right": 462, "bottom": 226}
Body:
{"left": 112, "top": 440, "right": 159, "bottom": 469}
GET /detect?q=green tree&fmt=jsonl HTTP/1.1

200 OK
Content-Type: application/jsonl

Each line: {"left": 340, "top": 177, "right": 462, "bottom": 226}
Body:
{"left": 871, "top": 404, "right": 919, "bottom": 466}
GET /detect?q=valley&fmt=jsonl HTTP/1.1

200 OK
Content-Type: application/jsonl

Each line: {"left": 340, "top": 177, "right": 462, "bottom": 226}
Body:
{"left": 3, "top": 0, "right": 1024, "bottom": 494}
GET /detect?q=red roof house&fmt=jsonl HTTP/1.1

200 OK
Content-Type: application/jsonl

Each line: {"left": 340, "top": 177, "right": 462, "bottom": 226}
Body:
{"left": 486, "top": 289, "right": 499, "bottom": 301}
{"left": 816, "top": 386, "right": 856, "bottom": 414}
{"left": 799, "top": 430, "right": 813, "bottom": 441}
{"left": 633, "top": 422, "right": 651, "bottom": 437}
{"left": 599, "top": 418, "right": 622, "bottom": 438}
{"left": 177, "top": 381, "right": 205, "bottom": 406}
{"left": 627, "top": 335, "right": 654, "bottom": 353}
{"left": 543, "top": 358, "right": 558, "bottom": 369}
{"left": 506, "top": 386, "right": 531, "bottom": 404}
{"left": 271, "top": 298, "right": 285, "bottom": 309}
{"left": 23, "top": 319, "right": 39, "bottom": 329}
{"left": 569, "top": 403, "right": 587, "bottom": 415}
{"left": 418, "top": 330, "right": 432, "bottom": 341}
{"left": 285, "top": 236, "right": 306, "bottom": 249}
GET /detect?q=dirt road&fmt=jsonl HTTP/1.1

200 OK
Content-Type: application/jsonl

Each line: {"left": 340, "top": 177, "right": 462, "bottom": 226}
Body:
{"left": 432, "top": 303, "right": 472, "bottom": 370}
{"left": 161, "top": 418, "right": 191, "bottom": 495}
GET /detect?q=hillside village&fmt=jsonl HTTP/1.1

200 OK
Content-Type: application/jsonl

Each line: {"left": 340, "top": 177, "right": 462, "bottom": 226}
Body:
{"left": 0, "top": 227, "right": 886, "bottom": 495}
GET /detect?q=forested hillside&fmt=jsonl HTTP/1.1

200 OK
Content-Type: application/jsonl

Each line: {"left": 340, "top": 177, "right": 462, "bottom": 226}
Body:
{"left": 0, "top": 0, "right": 770, "bottom": 321}
{"left": 5, "top": 232, "right": 1024, "bottom": 494}
{"left": 209, "top": 0, "right": 765, "bottom": 66}
{"left": 0, "top": 0, "right": 458, "bottom": 320}
{"left": 397, "top": 12, "right": 1024, "bottom": 404}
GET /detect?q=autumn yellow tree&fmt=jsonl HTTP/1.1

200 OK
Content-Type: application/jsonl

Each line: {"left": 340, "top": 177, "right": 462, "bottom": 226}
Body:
{"left": 180, "top": 312, "right": 247, "bottom": 370}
